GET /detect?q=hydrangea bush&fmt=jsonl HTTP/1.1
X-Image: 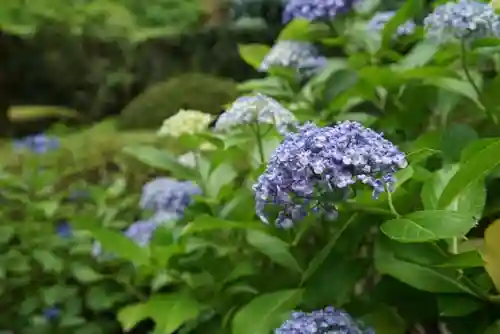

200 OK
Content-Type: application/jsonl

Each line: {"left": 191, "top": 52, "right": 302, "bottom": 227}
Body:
{"left": 8, "top": 0, "right": 500, "bottom": 333}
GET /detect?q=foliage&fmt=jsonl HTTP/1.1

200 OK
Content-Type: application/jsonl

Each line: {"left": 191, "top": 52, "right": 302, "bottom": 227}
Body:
{"left": 118, "top": 73, "right": 239, "bottom": 130}
{"left": 7, "top": 0, "right": 500, "bottom": 333}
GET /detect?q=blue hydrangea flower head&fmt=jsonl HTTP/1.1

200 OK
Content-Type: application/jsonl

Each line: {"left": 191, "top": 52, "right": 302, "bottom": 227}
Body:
{"left": 282, "top": 0, "right": 356, "bottom": 23}
{"left": 276, "top": 307, "right": 374, "bottom": 334}
{"left": 367, "top": 11, "right": 417, "bottom": 37}
{"left": 13, "top": 134, "right": 59, "bottom": 154}
{"left": 253, "top": 121, "right": 407, "bottom": 227}
{"left": 424, "top": 0, "right": 500, "bottom": 43}
{"left": 214, "top": 94, "right": 298, "bottom": 134}
{"left": 139, "top": 177, "right": 201, "bottom": 215}
{"left": 43, "top": 307, "right": 61, "bottom": 320}
{"left": 56, "top": 221, "right": 72, "bottom": 238}
{"left": 259, "top": 41, "right": 327, "bottom": 77}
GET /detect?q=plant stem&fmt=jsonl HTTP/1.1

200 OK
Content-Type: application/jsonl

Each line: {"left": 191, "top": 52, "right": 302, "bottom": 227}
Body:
{"left": 386, "top": 187, "right": 401, "bottom": 218}
{"left": 251, "top": 122, "right": 266, "bottom": 165}
{"left": 460, "top": 38, "right": 497, "bottom": 125}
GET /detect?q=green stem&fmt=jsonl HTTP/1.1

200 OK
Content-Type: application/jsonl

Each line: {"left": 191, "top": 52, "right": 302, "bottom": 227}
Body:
{"left": 386, "top": 187, "right": 400, "bottom": 218}
{"left": 460, "top": 38, "right": 497, "bottom": 125}
{"left": 250, "top": 122, "right": 266, "bottom": 165}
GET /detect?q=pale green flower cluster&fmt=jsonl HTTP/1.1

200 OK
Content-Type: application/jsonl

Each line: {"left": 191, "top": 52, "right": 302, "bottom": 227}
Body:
{"left": 158, "top": 109, "right": 213, "bottom": 138}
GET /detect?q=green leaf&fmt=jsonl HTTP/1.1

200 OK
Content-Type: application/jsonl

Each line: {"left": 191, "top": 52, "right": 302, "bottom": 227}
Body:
{"left": 206, "top": 163, "right": 237, "bottom": 199}
{"left": 440, "top": 124, "right": 478, "bottom": 162}
{"left": 139, "top": 293, "right": 202, "bottom": 334}
{"left": 118, "top": 303, "right": 149, "bottom": 331}
{"left": 89, "top": 228, "right": 149, "bottom": 266}
{"left": 232, "top": 289, "right": 303, "bottom": 334}
{"left": 482, "top": 219, "right": 500, "bottom": 293}
{"left": 398, "top": 41, "right": 439, "bottom": 68}
{"left": 323, "top": 69, "right": 358, "bottom": 103}
{"left": 434, "top": 251, "right": 484, "bottom": 268}
{"left": 8, "top": 105, "right": 81, "bottom": 122}
{"left": 246, "top": 230, "right": 302, "bottom": 273}
{"left": 0, "top": 225, "right": 14, "bottom": 244}
{"left": 238, "top": 44, "right": 271, "bottom": 70}
{"left": 122, "top": 146, "right": 197, "bottom": 179}
{"left": 304, "top": 256, "right": 368, "bottom": 307}
{"left": 421, "top": 164, "right": 485, "bottom": 218}
{"left": 438, "top": 139, "right": 500, "bottom": 208}
{"left": 70, "top": 263, "right": 104, "bottom": 283}
{"left": 375, "top": 236, "right": 477, "bottom": 295}
{"left": 301, "top": 214, "right": 359, "bottom": 283}
{"left": 361, "top": 305, "right": 406, "bottom": 334}
{"left": 86, "top": 285, "right": 115, "bottom": 311}
{"left": 381, "top": 0, "right": 422, "bottom": 48}
{"left": 182, "top": 215, "right": 265, "bottom": 235}
{"left": 424, "top": 77, "right": 484, "bottom": 110}
{"left": 32, "top": 250, "right": 64, "bottom": 273}
{"left": 381, "top": 210, "right": 476, "bottom": 242}
{"left": 437, "top": 295, "right": 483, "bottom": 317}
{"left": 277, "top": 18, "right": 311, "bottom": 41}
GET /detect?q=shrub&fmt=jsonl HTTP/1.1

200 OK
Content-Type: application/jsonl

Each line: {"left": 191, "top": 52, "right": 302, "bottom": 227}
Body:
{"left": 118, "top": 73, "right": 238, "bottom": 130}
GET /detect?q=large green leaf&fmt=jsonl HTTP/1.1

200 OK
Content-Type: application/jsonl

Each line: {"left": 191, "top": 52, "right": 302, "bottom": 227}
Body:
{"left": 238, "top": 44, "right": 271, "bottom": 70}
{"left": 232, "top": 289, "right": 303, "bottom": 334}
{"left": 421, "top": 164, "right": 485, "bottom": 218}
{"left": 182, "top": 215, "right": 265, "bottom": 235}
{"left": 277, "top": 18, "right": 311, "bottom": 41}
{"left": 438, "top": 139, "right": 500, "bottom": 208}
{"left": 381, "top": 0, "right": 422, "bottom": 48}
{"left": 122, "top": 146, "right": 197, "bottom": 179}
{"left": 482, "top": 219, "right": 500, "bottom": 293}
{"left": 301, "top": 214, "right": 359, "bottom": 283}
{"left": 375, "top": 236, "right": 478, "bottom": 295}
{"left": 437, "top": 295, "right": 484, "bottom": 317}
{"left": 118, "top": 293, "right": 202, "bottom": 333}
{"left": 398, "top": 41, "right": 439, "bottom": 68}
{"left": 381, "top": 210, "right": 476, "bottom": 242}
{"left": 246, "top": 230, "right": 302, "bottom": 274}
{"left": 205, "top": 162, "right": 237, "bottom": 199}
{"left": 89, "top": 228, "right": 149, "bottom": 266}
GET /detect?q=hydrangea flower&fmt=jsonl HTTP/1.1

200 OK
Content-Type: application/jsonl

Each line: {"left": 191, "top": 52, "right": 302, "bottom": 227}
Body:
{"left": 139, "top": 177, "right": 202, "bottom": 215}
{"left": 367, "top": 11, "right": 416, "bottom": 37}
{"left": 253, "top": 121, "right": 407, "bottom": 227}
{"left": 259, "top": 41, "right": 327, "bottom": 77}
{"left": 282, "top": 0, "right": 356, "bottom": 23}
{"left": 43, "top": 307, "right": 61, "bottom": 320}
{"left": 13, "top": 134, "right": 59, "bottom": 154}
{"left": 56, "top": 221, "right": 72, "bottom": 238}
{"left": 424, "top": 0, "right": 500, "bottom": 44}
{"left": 276, "top": 307, "right": 374, "bottom": 334}
{"left": 214, "top": 94, "right": 298, "bottom": 134}
{"left": 158, "top": 109, "right": 213, "bottom": 138}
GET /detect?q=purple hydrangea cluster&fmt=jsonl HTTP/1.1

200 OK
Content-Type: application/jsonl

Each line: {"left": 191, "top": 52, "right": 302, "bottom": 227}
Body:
{"left": 276, "top": 307, "right": 374, "bottom": 334}
{"left": 423, "top": 0, "right": 500, "bottom": 44}
{"left": 139, "top": 177, "right": 202, "bottom": 215}
{"left": 253, "top": 121, "right": 407, "bottom": 227}
{"left": 259, "top": 41, "right": 327, "bottom": 78}
{"left": 282, "top": 0, "right": 356, "bottom": 23}
{"left": 92, "top": 178, "right": 199, "bottom": 258}
{"left": 13, "top": 134, "right": 59, "bottom": 154}
{"left": 214, "top": 94, "right": 298, "bottom": 134}
{"left": 367, "top": 11, "right": 416, "bottom": 37}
